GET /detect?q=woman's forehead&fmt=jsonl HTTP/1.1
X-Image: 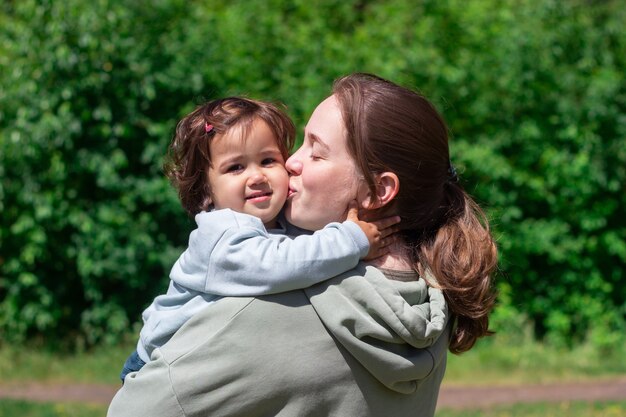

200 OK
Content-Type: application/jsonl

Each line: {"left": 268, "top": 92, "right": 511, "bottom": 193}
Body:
{"left": 305, "top": 96, "right": 347, "bottom": 149}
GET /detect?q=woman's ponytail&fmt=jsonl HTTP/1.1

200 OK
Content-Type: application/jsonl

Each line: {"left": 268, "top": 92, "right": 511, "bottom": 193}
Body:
{"left": 418, "top": 186, "right": 498, "bottom": 354}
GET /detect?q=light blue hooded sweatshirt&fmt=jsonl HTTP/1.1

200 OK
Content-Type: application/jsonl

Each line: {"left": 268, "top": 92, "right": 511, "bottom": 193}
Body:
{"left": 136, "top": 209, "right": 370, "bottom": 362}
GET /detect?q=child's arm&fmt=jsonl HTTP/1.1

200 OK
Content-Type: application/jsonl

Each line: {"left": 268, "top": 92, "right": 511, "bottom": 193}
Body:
{"left": 136, "top": 281, "right": 221, "bottom": 363}
{"left": 170, "top": 208, "right": 399, "bottom": 296}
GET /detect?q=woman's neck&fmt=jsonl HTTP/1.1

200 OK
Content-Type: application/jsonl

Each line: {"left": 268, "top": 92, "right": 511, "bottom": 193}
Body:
{"left": 367, "top": 240, "right": 415, "bottom": 271}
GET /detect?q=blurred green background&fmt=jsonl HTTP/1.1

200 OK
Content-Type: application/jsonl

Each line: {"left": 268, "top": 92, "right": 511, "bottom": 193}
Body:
{"left": 1, "top": 0, "right": 624, "bottom": 359}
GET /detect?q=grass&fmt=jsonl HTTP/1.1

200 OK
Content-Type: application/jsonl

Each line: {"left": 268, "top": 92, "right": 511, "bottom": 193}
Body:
{"left": 0, "top": 334, "right": 625, "bottom": 416}
{"left": 0, "top": 399, "right": 107, "bottom": 417}
{"left": 0, "top": 398, "right": 624, "bottom": 417}
{"left": 0, "top": 341, "right": 134, "bottom": 385}
{"left": 444, "top": 336, "right": 626, "bottom": 386}
{"left": 436, "top": 400, "right": 626, "bottom": 417}
{"left": 1, "top": 332, "right": 625, "bottom": 387}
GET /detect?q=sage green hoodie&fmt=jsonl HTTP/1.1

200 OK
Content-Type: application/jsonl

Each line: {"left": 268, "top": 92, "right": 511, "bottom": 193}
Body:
{"left": 107, "top": 264, "right": 449, "bottom": 417}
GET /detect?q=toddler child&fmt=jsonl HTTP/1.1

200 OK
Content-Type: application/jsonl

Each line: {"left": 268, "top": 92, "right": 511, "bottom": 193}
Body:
{"left": 120, "top": 97, "right": 399, "bottom": 381}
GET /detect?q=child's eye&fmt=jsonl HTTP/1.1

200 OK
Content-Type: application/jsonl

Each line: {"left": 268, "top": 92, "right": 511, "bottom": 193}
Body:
{"left": 227, "top": 164, "right": 244, "bottom": 173}
{"left": 261, "top": 158, "right": 276, "bottom": 166}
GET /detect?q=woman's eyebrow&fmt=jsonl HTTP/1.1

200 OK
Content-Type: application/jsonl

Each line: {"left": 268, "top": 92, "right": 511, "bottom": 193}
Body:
{"left": 306, "top": 131, "right": 330, "bottom": 152}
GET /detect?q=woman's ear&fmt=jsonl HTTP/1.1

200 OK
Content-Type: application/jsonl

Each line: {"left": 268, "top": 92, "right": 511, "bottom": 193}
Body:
{"left": 357, "top": 172, "right": 400, "bottom": 209}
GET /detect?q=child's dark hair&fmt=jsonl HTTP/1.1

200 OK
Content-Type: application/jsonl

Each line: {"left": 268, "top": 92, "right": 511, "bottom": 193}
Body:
{"left": 164, "top": 97, "right": 295, "bottom": 216}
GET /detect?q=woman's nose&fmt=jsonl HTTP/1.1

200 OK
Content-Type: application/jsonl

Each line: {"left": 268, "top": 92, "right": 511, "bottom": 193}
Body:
{"left": 285, "top": 155, "right": 303, "bottom": 176}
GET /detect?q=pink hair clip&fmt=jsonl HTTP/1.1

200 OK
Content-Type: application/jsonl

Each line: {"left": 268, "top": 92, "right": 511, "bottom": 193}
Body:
{"left": 205, "top": 123, "right": 214, "bottom": 133}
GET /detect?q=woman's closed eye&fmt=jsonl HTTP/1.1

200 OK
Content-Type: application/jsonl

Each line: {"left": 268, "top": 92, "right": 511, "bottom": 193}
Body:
{"left": 309, "top": 145, "right": 326, "bottom": 161}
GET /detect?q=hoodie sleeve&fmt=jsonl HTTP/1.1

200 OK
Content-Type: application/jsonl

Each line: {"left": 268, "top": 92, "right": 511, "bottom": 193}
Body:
{"left": 170, "top": 209, "right": 370, "bottom": 296}
{"left": 107, "top": 349, "right": 185, "bottom": 417}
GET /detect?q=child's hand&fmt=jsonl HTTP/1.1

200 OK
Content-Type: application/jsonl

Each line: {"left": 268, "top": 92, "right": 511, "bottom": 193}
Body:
{"left": 346, "top": 201, "right": 401, "bottom": 260}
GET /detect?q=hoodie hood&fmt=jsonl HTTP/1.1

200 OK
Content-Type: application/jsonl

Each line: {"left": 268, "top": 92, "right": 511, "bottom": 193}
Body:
{"left": 305, "top": 263, "right": 449, "bottom": 394}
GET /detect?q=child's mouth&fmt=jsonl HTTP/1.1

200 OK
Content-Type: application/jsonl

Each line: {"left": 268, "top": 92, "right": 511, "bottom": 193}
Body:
{"left": 246, "top": 191, "right": 273, "bottom": 202}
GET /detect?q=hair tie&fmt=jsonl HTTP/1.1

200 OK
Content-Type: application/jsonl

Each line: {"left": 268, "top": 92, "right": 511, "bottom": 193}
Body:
{"left": 205, "top": 123, "right": 214, "bottom": 133}
{"left": 447, "top": 163, "right": 459, "bottom": 184}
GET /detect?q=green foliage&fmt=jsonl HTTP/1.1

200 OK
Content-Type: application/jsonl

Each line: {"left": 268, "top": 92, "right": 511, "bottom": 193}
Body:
{"left": 1, "top": 0, "right": 624, "bottom": 349}
{"left": 0, "top": 0, "right": 193, "bottom": 345}
{"left": 443, "top": 0, "right": 626, "bottom": 349}
{"left": 436, "top": 401, "right": 626, "bottom": 417}
{"left": 0, "top": 399, "right": 105, "bottom": 417}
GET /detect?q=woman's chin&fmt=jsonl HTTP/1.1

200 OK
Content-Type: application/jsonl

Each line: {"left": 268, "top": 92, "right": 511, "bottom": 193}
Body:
{"left": 283, "top": 203, "right": 298, "bottom": 226}
{"left": 284, "top": 211, "right": 303, "bottom": 229}
{"left": 285, "top": 206, "right": 316, "bottom": 231}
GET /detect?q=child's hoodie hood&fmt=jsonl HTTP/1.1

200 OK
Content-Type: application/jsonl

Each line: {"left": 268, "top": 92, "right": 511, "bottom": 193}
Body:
{"left": 305, "top": 263, "right": 449, "bottom": 394}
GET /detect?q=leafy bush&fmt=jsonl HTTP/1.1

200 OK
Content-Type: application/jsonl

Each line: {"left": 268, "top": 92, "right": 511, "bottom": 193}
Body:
{"left": 1, "top": 0, "right": 624, "bottom": 349}
{"left": 0, "top": 0, "right": 194, "bottom": 345}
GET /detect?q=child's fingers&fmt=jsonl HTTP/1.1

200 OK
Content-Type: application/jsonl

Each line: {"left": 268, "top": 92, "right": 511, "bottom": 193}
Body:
{"left": 372, "top": 216, "right": 401, "bottom": 233}
{"left": 379, "top": 236, "right": 395, "bottom": 248}
{"left": 380, "top": 226, "right": 401, "bottom": 238}
{"left": 346, "top": 201, "right": 360, "bottom": 221}
{"left": 375, "top": 215, "right": 401, "bottom": 229}
{"left": 363, "top": 240, "right": 393, "bottom": 261}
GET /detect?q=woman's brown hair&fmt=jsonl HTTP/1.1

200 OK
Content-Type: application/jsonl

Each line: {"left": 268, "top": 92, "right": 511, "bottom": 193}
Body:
{"left": 164, "top": 97, "right": 295, "bottom": 216}
{"left": 333, "top": 73, "right": 497, "bottom": 354}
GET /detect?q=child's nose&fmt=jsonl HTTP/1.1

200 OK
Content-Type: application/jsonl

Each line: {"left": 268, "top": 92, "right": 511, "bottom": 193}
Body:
{"left": 248, "top": 170, "right": 267, "bottom": 186}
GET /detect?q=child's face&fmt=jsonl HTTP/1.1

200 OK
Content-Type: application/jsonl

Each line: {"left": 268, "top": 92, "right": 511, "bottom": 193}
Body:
{"left": 207, "top": 119, "right": 288, "bottom": 229}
